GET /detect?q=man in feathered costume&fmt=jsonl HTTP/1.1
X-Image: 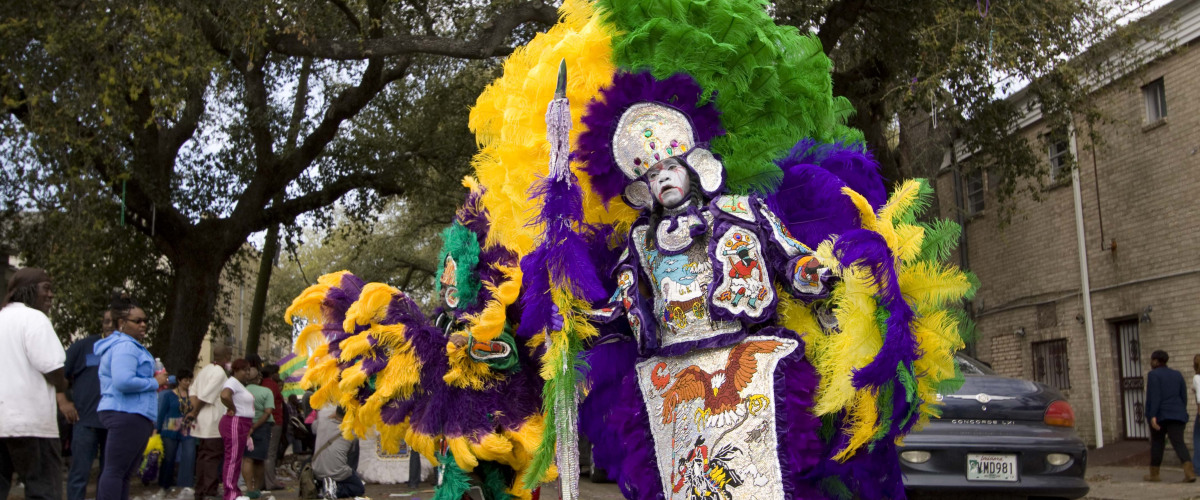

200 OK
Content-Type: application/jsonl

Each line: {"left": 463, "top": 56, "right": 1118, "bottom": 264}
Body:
{"left": 464, "top": 0, "right": 976, "bottom": 498}
{"left": 287, "top": 179, "right": 552, "bottom": 500}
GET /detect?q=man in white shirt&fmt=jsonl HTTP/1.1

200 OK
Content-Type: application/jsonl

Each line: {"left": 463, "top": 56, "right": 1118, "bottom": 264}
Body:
{"left": 0, "top": 268, "right": 77, "bottom": 500}
{"left": 188, "top": 344, "right": 231, "bottom": 500}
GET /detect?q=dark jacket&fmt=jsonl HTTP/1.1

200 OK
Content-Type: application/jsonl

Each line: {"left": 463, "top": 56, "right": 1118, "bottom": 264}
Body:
{"left": 64, "top": 334, "right": 105, "bottom": 428}
{"left": 1146, "top": 365, "right": 1190, "bottom": 423}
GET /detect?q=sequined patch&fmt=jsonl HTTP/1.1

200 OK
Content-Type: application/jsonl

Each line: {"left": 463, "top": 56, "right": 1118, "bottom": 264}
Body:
{"left": 624, "top": 180, "right": 654, "bottom": 210}
{"left": 632, "top": 224, "right": 741, "bottom": 348}
{"left": 715, "top": 195, "right": 755, "bottom": 222}
{"left": 711, "top": 226, "right": 774, "bottom": 319}
{"left": 636, "top": 336, "right": 798, "bottom": 500}
{"left": 656, "top": 214, "right": 704, "bottom": 253}
{"left": 685, "top": 148, "right": 724, "bottom": 194}
{"left": 614, "top": 103, "right": 695, "bottom": 180}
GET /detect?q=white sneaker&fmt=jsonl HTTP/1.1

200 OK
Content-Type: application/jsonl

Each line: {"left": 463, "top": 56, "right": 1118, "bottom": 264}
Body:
{"left": 177, "top": 487, "right": 195, "bottom": 500}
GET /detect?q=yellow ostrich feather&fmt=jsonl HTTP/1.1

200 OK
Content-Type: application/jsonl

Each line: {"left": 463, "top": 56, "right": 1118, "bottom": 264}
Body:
{"left": 405, "top": 427, "right": 439, "bottom": 465}
{"left": 877, "top": 179, "right": 923, "bottom": 226}
{"left": 446, "top": 436, "right": 480, "bottom": 471}
{"left": 774, "top": 287, "right": 821, "bottom": 347}
{"left": 469, "top": 0, "right": 635, "bottom": 254}
{"left": 504, "top": 413, "right": 545, "bottom": 463}
{"left": 337, "top": 332, "right": 374, "bottom": 362}
{"left": 466, "top": 264, "right": 523, "bottom": 343}
{"left": 812, "top": 270, "right": 883, "bottom": 416}
{"left": 893, "top": 223, "right": 926, "bottom": 263}
{"left": 378, "top": 421, "right": 410, "bottom": 455}
{"left": 337, "top": 363, "right": 368, "bottom": 400}
{"left": 832, "top": 390, "right": 881, "bottom": 462}
{"left": 284, "top": 271, "right": 351, "bottom": 324}
{"left": 373, "top": 346, "right": 421, "bottom": 400}
{"left": 292, "top": 323, "right": 324, "bottom": 357}
{"left": 468, "top": 432, "right": 515, "bottom": 464}
{"left": 343, "top": 283, "right": 399, "bottom": 331}
{"left": 444, "top": 340, "right": 504, "bottom": 389}
{"left": 369, "top": 323, "right": 408, "bottom": 348}
{"left": 898, "top": 261, "right": 974, "bottom": 313}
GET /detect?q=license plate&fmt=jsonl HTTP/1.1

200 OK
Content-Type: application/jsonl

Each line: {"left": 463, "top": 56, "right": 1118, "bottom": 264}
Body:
{"left": 967, "top": 453, "right": 1018, "bottom": 481}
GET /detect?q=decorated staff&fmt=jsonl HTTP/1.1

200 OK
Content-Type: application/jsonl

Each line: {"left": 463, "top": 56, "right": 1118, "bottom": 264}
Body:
{"left": 518, "top": 60, "right": 606, "bottom": 500}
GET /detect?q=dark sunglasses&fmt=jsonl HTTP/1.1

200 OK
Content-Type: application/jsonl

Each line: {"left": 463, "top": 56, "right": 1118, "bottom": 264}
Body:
{"left": 125, "top": 318, "right": 148, "bottom": 325}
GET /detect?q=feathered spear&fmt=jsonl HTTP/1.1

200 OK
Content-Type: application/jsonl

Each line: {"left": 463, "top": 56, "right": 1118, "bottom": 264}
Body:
{"left": 518, "top": 60, "right": 605, "bottom": 499}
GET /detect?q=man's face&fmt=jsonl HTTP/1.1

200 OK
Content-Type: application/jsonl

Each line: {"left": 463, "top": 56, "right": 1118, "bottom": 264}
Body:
{"left": 646, "top": 160, "right": 690, "bottom": 208}
{"left": 34, "top": 280, "right": 54, "bottom": 313}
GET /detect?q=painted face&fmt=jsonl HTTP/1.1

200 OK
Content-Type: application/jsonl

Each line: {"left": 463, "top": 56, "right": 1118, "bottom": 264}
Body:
{"left": 646, "top": 159, "right": 690, "bottom": 208}
{"left": 440, "top": 255, "right": 460, "bottom": 309}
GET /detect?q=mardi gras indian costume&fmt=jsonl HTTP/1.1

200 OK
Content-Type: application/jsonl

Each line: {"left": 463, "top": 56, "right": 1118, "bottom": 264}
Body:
{"left": 463, "top": 0, "right": 976, "bottom": 498}
{"left": 286, "top": 179, "right": 553, "bottom": 500}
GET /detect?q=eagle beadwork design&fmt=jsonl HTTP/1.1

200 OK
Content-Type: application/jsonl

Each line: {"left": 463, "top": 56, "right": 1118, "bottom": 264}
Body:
{"left": 660, "top": 340, "right": 783, "bottom": 427}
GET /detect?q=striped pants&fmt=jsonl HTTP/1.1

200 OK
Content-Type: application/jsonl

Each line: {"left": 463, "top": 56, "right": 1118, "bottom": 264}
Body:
{"left": 219, "top": 415, "right": 252, "bottom": 500}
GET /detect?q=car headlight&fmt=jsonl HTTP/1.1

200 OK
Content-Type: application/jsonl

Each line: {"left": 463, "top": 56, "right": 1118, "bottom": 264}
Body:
{"left": 900, "top": 451, "right": 931, "bottom": 464}
{"left": 1046, "top": 453, "right": 1071, "bottom": 466}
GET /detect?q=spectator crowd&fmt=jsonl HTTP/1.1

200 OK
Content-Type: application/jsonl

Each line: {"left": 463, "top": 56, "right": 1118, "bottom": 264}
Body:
{"left": 0, "top": 268, "right": 353, "bottom": 500}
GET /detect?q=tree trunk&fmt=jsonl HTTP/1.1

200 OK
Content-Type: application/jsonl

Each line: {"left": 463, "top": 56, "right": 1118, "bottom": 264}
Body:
{"left": 245, "top": 223, "right": 280, "bottom": 358}
{"left": 156, "top": 244, "right": 230, "bottom": 372}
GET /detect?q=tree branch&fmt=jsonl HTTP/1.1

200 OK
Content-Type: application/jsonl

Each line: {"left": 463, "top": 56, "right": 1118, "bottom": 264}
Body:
{"left": 253, "top": 170, "right": 410, "bottom": 230}
{"left": 817, "top": 0, "right": 869, "bottom": 53}
{"left": 267, "top": 1, "right": 558, "bottom": 59}
{"left": 323, "top": 0, "right": 362, "bottom": 33}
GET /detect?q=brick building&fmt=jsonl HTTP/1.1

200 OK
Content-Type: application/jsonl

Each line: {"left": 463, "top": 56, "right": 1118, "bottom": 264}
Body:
{"left": 930, "top": 0, "right": 1200, "bottom": 448}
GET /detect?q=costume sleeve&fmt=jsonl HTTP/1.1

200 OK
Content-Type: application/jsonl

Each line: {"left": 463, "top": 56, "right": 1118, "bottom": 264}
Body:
{"left": 110, "top": 344, "right": 157, "bottom": 394}
{"left": 752, "top": 197, "right": 834, "bottom": 300}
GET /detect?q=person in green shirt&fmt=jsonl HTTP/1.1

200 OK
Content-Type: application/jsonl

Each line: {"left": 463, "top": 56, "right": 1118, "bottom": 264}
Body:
{"left": 242, "top": 368, "right": 275, "bottom": 498}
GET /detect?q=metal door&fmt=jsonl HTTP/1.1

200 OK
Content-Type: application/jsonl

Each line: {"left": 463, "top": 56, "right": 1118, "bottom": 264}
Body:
{"left": 1117, "top": 320, "right": 1148, "bottom": 439}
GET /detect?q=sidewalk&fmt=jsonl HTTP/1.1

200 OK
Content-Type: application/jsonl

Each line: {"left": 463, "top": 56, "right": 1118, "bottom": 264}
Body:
{"left": 1086, "top": 465, "right": 1200, "bottom": 500}
{"left": 1086, "top": 439, "right": 1200, "bottom": 500}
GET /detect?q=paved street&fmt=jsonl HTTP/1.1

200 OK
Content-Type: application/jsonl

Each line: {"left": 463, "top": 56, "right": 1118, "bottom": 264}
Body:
{"left": 14, "top": 451, "right": 1200, "bottom": 500}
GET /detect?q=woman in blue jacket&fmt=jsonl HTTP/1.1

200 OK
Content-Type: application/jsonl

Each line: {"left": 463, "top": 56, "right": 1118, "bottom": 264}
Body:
{"left": 96, "top": 300, "right": 168, "bottom": 500}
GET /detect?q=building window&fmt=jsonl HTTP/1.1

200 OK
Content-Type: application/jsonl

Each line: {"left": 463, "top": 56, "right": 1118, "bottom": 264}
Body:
{"left": 1047, "top": 136, "right": 1070, "bottom": 183}
{"left": 1143, "top": 78, "right": 1167, "bottom": 123}
{"left": 965, "top": 169, "right": 985, "bottom": 215}
{"left": 1032, "top": 339, "right": 1070, "bottom": 390}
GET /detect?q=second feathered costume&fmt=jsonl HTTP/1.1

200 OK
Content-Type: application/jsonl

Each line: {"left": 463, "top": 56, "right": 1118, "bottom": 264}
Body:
{"left": 287, "top": 179, "right": 551, "bottom": 500}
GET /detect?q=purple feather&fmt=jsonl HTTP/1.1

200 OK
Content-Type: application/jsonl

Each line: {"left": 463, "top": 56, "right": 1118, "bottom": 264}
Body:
{"left": 832, "top": 230, "right": 917, "bottom": 389}
{"left": 577, "top": 71, "right": 725, "bottom": 202}
{"left": 767, "top": 140, "right": 888, "bottom": 247}
{"left": 579, "top": 337, "right": 639, "bottom": 475}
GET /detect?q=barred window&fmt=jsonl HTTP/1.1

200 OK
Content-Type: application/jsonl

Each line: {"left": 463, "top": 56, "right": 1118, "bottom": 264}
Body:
{"left": 1032, "top": 339, "right": 1070, "bottom": 390}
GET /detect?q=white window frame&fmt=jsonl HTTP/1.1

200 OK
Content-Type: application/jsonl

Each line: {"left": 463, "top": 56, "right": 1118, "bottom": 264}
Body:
{"left": 1142, "top": 78, "right": 1167, "bottom": 123}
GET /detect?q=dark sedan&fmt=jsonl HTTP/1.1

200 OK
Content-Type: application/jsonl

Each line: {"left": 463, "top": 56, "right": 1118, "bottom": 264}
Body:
{"left": 899, "top": 354, "right": 1089, "bottom": 500}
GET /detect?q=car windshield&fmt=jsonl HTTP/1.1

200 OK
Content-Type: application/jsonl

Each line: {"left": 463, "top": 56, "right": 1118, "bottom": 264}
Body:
{"left": 954, "top": 354, "right": 996, "bottom": 376}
